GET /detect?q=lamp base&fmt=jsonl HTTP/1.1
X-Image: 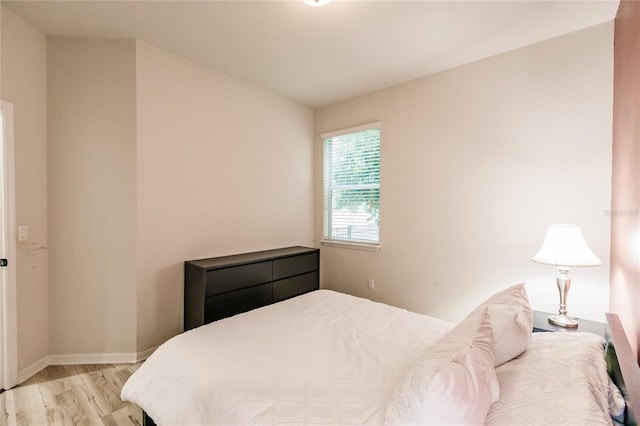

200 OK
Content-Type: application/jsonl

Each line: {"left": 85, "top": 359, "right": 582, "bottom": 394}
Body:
{"left": 548, "top": 314, "right": 579, "bottom": 328}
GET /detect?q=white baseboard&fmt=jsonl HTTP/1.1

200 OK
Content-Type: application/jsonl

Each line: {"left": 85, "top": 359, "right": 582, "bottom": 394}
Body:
{"left": 17, "top": 355, "right": 50, "bottom": 384}
{"left": 136, "top": 345, "right": 158, "bottom": 361}
{"left": 16, "top": 346, "right": 159, "bottom": 385}
{"left": 49, "top": 352, "right": 139, "bottom": 365}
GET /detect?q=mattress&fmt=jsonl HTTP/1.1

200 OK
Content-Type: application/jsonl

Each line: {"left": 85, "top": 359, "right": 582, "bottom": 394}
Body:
{"left": 485, "top": 331, "right": 611, "bottom": 426}
{"left": 121, "top": 289, "right": 455, "bottom": 425}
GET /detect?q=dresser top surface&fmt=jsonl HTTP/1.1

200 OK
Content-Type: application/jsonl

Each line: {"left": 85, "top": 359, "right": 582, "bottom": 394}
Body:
{"left": 186, "top": 246, "right": 318, "bottom": 270}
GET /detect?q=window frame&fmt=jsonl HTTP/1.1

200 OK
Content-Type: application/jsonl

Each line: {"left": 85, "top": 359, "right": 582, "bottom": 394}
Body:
{"left": 320, "top": 122, "right": 381, "bottom": 251}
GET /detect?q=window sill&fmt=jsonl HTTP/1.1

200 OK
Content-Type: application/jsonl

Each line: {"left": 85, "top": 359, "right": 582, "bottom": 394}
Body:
{"left": 320, "top": 239, "right": 381, "bottom": 252}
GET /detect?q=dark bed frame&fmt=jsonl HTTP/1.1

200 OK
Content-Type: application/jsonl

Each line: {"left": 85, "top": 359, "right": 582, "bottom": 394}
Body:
{"left": 142, "top": 311, "right": 640, "bottom": 426}
{"left": 605, "top": 313, "right": 640, "bottom": 426}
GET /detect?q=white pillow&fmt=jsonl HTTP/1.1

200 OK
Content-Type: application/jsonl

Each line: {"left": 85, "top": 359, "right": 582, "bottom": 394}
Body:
{"left": 384, "top": 307, "right": 499, "bottom": 426}
{"left": 467, "top": 283, "right": 533, "bottom": 366}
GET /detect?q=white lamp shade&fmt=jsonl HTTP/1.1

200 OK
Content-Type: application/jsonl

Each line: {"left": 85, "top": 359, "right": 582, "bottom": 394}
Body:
{"left": 304, "top": 0, "right": 330, "bottom": 6}
{"left": 532, "top": 224, "right": 602, "bottom": 267}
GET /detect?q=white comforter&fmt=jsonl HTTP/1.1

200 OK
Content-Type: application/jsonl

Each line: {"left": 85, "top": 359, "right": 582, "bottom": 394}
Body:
{"left": 121, "top": 290, "right": 454, "bottom": 425}
{"left": 485, "top": 332, "right": 611, "bottom": 426}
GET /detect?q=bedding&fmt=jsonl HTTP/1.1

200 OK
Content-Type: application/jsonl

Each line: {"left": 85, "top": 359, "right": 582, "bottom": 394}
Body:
{"left": 608, "top": 377, "right": 626, "bottom": 425}
{"left": 385, "top": 306, "right": 500, "bottom": 425}
{"left": 485, "top": 332, "right": 611, "bottom": 425}
{"left": 122, "top": 288, "right": 615, "bottom": 426}
{"left": 465, "top": 283, "right": 532, "bottom": 366}
{"left": 121, "top": 290, "right": 454, "bottom": 425}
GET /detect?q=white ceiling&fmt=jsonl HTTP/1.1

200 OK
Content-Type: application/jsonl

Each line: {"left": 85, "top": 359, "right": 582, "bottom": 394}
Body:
{"left": 3, "top": 0, "right": 619, "bottom": 108}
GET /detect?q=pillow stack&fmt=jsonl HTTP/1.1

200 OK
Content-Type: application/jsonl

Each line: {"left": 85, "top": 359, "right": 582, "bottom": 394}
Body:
{"left": 384, "top": 284, "right": 533, "bottom": 425}
{"left": 466, "top": 283, "right": 533, "bottom": 367}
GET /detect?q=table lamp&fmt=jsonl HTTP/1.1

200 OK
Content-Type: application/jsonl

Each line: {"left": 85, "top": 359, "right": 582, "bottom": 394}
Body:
{"left": 532, "top": 224, "right": 601, "bottom": 328}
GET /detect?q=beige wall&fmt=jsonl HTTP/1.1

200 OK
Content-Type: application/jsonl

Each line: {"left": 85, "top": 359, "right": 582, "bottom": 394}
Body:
{"left": 1, "top": 7, "right": 49, "bottom": 372}
{"left": 315, "top": 23, "right": 613, "bottom": 323}
{"left": 47, "top": 38, "right": 137, "bottom": 355}
{"left": 611, "top": 0, "right": 640, "bottom": 360}
{"left": 135, "top": 41, "right": 314, "bottom": 351}
{"left": 0, "top": 9, "right": 615, "bottom": 365}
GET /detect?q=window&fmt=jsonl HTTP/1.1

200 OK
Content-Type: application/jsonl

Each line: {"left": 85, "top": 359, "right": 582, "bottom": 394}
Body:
{"left": 322, "top": 122, "right": 380, "bottom": 247}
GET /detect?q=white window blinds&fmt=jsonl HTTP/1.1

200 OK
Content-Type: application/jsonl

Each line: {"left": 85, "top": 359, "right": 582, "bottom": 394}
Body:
{"left": 323, "top": 123, "right": 380, "bottom": 245}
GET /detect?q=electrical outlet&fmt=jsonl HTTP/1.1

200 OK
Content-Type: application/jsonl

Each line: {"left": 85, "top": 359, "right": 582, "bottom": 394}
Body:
{"left": 368, "top": 279, "right": 375, "bottom": 290}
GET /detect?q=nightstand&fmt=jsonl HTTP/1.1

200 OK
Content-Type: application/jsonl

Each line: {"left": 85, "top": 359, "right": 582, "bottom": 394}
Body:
{"left": 532, "top": 310, "right": 605, "bottom": 338}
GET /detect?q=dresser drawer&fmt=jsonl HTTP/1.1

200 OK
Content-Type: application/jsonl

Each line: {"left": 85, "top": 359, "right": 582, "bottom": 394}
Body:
{"left": 273, "top": 252, "right": 319, "bottom": 280}
{"left": 206, "top": 261, "right": 272, "bottom": 297}
{"left": 273, "top": 271, "right": 319, "bottom": 302}
{"left": 205, "top": 283, "right": 273, "bottom": 323}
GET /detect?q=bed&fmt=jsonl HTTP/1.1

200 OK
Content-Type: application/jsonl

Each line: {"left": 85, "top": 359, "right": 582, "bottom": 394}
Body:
{"left": 122, "top": 285, "right": 639, "bottom": 425}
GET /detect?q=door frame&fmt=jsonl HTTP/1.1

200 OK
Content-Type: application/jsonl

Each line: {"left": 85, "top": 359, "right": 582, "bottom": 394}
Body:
{"left": 0, "top": 99, "right": 18, "bottom": 390}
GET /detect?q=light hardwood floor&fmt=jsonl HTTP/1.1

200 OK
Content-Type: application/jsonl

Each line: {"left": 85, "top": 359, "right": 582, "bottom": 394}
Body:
{"left": 0, "top": 363, "right": 143, "bottom": 426}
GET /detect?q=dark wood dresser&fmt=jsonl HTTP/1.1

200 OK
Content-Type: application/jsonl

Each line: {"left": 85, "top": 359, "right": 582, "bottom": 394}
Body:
{"left": 184, "top": 246, "right": 319, "bottom": 331}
